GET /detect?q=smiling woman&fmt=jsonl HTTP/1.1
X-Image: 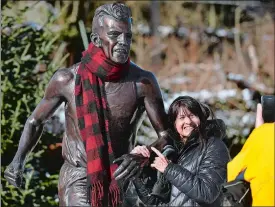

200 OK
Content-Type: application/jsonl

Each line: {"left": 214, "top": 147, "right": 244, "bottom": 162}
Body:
{"left": 126, "top": 96, "right": 230, "bottom": 207}
{"left": 167, "top": 96, "right": 211, "bottom": 144}
{"left": 173, "top": 104, "right": 201, "bottom": 142}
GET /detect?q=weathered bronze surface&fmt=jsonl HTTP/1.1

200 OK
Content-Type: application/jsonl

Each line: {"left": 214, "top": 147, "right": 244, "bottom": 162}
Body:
{"left": 4, "top": 3, "right": 169, "bottom": 206}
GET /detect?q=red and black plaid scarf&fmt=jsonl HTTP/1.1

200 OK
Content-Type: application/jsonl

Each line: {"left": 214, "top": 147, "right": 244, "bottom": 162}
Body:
{"left": 75, "top": 43, "right": 130, "bottom": 207}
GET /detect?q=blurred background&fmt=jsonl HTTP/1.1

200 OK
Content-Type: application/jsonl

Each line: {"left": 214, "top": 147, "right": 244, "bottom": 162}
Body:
{"left": 1, "top": 0, "right": 274, "bottom": 206}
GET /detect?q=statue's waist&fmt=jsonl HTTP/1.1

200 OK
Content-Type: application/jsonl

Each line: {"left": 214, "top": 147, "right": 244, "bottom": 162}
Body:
{"left": 62, "top": 133, "right": 133, "bottom": 167}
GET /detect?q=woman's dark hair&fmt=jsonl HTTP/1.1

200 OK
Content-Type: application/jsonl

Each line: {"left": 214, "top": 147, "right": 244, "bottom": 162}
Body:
{"left": 168, "top": 96, "right": 214, "bottom": 143}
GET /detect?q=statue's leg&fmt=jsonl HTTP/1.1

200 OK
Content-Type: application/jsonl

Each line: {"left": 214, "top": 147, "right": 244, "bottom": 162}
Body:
{"left": 58, "top": 161, "right": 89, "bottom": 206}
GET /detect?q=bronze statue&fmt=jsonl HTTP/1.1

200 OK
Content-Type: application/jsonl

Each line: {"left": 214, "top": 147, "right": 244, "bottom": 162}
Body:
{"left": 4, "top": 3, "right": 170, "bottom": 206}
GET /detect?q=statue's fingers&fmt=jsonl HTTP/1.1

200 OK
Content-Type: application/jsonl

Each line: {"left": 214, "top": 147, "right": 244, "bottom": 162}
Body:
{"left": 6, "top": 176, "right": 18, "bottom": 187}
{"left": 113, "top": 154, "right": 127, "bottom": 164}
{"left": 114, "top": 161, "right": 136, "bottom": 181}
{"left": 4, "top": 169, "right": 13, "bottom": 178}
{"left": 5, "top": 175, "right": 16, "bottom": 183}
{"left": 113, "top": 159, "right": 132, "bottom": 177}
{"left": 5, "top": 171, "right": 23, "bottom": 188}
{"left": 4, "top": 166, "right": 14, "bottom": 174}
{"left": 4, "top": 172, "right": 16, "bottom": 183}
{"left": 124, "top": 166, "right": 139, "bottom": 182}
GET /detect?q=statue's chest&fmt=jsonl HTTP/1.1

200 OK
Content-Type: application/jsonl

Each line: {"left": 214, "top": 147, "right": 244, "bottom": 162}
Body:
{"left": 105, "top": 81, "right": 138, "bottom": 119}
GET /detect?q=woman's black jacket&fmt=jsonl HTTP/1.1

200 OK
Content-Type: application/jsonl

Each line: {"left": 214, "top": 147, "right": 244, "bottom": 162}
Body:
{"left": 131, "top": 135, "right": 230, "bottom": 207}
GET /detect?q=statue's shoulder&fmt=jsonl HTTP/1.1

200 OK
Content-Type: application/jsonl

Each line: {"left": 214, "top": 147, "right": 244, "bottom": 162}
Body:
{"left": 51, "top": 63, "right": 79, "bottom": 85}
{"left": 130, "top": 62, "right": 161, "bottom": 98}
{"left": 129, "top": 61, "right": 157, "bottom": 82}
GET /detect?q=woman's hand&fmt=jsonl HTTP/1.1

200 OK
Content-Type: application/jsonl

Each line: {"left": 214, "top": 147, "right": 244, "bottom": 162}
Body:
{"left": 130, "top": 145, "right": 150, "bottom": 157}
{"left": 150, "top": 147, "right": 169, "bottom": 173}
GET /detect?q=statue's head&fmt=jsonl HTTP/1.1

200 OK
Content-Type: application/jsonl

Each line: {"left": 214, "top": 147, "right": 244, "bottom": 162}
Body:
{"left": 91, "top": 3, "right": 132, "bottom": 64}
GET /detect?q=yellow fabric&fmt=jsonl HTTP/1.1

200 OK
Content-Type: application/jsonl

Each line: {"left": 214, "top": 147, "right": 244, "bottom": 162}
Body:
{"left": 227, "top": 123, "right": 275, "bottom": 206}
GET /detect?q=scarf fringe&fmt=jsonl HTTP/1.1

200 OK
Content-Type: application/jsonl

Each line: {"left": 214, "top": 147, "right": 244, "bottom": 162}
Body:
{"left": 91, "top": 182, "right": 104, "bottom": 207}
{"left": 109, "top": 183, "right": 121, "bottom": 207}
{"left": 90, "top": 181, "right": 121, "bottom": 207}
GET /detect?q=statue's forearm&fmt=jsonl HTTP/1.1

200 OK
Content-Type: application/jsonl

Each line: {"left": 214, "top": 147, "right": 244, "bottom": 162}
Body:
{"left": 148, "top": 129, "right": 172, "bottom": 151}
{"left": 11, "top": 95, "right": 62, "bottom": 165}
{"left": 12, "top": 117, "right": 44, "bottom": 166}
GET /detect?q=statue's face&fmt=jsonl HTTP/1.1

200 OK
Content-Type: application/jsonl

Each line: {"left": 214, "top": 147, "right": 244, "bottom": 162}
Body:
{"left": 99, "top": 16, "right": 132, "bottom": 64}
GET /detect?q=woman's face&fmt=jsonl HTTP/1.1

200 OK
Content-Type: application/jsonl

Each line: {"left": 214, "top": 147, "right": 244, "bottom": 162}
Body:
{"left": 175, "top": 107, "right": 201, "bottom": 139}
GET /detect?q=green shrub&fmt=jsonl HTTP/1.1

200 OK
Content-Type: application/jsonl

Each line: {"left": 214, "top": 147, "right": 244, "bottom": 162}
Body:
{"left": 1, "top": 3, "right": 68, "bottom": 207}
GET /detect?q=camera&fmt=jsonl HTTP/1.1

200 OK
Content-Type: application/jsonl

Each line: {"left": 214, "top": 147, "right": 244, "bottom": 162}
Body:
{"left": 261, "top": 95, "right": 275, "bottom": 123}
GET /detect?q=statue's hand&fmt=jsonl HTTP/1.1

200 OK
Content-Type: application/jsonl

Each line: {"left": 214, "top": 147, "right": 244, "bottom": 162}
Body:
{"left": 113, "top": 154, "right": 149, "bottom": 182}
{"left": 4, "top": 162, "right": 24, "bottom": 188}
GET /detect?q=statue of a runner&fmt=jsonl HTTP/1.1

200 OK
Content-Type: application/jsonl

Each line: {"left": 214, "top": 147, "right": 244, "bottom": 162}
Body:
{"left": 5, "top": 3, "right": 171, "bottom": 207}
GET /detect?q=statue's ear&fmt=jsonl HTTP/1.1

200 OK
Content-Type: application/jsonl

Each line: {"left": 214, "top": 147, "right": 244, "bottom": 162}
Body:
{"left": 90, "top": 33, "right": 101, "bottom": 47}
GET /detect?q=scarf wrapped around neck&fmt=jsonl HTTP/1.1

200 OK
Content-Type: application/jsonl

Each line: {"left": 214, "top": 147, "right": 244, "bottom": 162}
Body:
{"left": 75, "top": 42, "right": 130, "bottom": 207}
